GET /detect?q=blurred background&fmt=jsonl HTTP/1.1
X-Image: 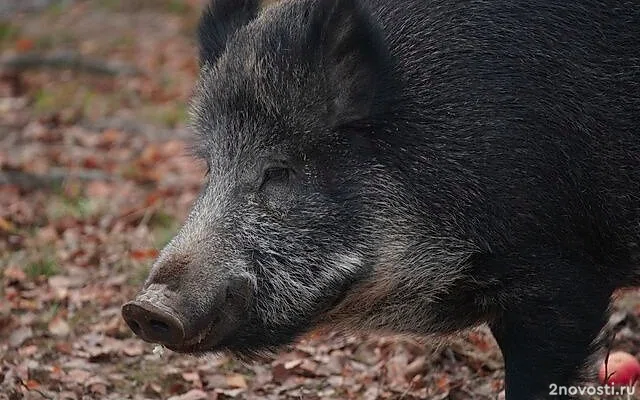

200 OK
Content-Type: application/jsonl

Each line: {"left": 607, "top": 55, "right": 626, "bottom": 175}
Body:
{"left": 1, "top": 1, "right": 639, "bottom": 399}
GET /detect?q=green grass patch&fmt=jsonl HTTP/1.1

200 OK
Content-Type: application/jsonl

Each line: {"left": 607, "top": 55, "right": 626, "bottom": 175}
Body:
{"left": 35, "top": 35, "right": 55, "bottom": 51}
{"left": 150, "top": 210, "right": 179, "bottom": 248}
{"left": 33, "top": 85, "right": 84, "bottom": 115}
{"left": 148, "top": 210, "right": 175, "bottom": 229}
{"left": 96, "top": 0, "right": 193, "bottom": 13}
{"left": 96, "top": 0, "right": 120, "bottom": 11}
{"left": 152, "top": 225, "right": 177, "bottom": 249}
{"left": 32, "top": 81, "right": 120, "bottom": 119}
{"left": 33, "top": 88, "right": 59, "bottom": 114}
{"left": 128, "top": 263, "right": 151, "bottom": 286}
{"left": 143, "top": 103, "right": 189, "bottom": 128}
{"left": 166, "top": 0, "right": 190, "bottom": 14}
{"left": 45, "top": 0, "right": 70, "bottom": 17}
{"left": 47, "top": 195, "right": 97, "bottom": 220}
{"left": 25, "top": 256, "right": 59, "bottom": 279}
{"left": 43, "top": 302, "right": 61, "bottom": 321}
{"left": 111, "top": 34, "right": 135, "bottom": 50}
{"left": 0, "top": 22, "right": 19, "bottom": 46}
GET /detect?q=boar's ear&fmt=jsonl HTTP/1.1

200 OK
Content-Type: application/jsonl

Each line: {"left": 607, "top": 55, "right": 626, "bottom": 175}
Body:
{"left": 309, "top": 0, "right": 390, "bottom": 126}
{"left": 198, "top": 0, "right": 260, "bottom": 65}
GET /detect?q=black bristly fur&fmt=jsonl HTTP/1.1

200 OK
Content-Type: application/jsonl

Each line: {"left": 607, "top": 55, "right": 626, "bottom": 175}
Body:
{"left": 131, "top": 1, "right": 640, "bottom": 399}
{"left": 197, "top": 0, "right": 260, "bottom": 65}
{"left": 306, "top": 0, "right": 392, "bottom": 125}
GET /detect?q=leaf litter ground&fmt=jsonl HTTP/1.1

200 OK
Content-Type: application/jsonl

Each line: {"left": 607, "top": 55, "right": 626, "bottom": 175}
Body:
{"left": 1, "top": 1, "right": 639, "bottom": 399}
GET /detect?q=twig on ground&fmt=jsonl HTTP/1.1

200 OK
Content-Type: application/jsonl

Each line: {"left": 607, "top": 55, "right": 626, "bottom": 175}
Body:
{"left": 0, "top": 51, "right": 141, "bottom": 76}
{"left": 0, "top": 168, "right": 117, "bottom": 190}
{"left": 19, "top": 379, "right": 55, "bottom": 400}
{"left": 80, "top": 116, "right": 192, "bottom": 140}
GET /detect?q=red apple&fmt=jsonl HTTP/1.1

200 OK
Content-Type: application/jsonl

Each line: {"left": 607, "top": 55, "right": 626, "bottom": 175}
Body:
{"left": 598, "top": 351, "right": 640, "bottom": 386}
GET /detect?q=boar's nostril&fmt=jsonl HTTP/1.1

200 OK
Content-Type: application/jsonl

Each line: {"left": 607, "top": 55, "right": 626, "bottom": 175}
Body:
{"left": 149, "top": 319, "right": 170, "bottom": 334}
{"left": 122, "top": 301, "right": 185, "bottom": 346}
{"left": 128, "top": 320, "right": 142, "bottom": 335}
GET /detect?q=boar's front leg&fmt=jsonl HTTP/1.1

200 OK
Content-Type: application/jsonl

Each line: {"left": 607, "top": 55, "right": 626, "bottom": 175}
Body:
{"left": 483, "top": 252, "right": 613, "bottom": 400}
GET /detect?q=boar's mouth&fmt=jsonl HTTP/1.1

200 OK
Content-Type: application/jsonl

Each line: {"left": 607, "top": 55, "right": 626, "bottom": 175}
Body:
{"left": 122, "top": 276, "right": 254, "bottom": 354}
{"left": 161, "top": 312, "right": 224, "bottom": 354}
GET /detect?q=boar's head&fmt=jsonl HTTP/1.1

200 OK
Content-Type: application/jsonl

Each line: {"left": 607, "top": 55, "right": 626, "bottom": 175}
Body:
{"left": 122, "top": 0, "right": 467, "bottom": 358}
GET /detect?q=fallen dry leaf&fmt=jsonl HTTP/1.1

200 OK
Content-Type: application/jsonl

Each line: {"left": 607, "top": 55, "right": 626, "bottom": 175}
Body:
{"left": 48, "top": 316, "right": 71, "bottom": 337}
{"left": 9, "top": 326, "right": 33, "bottom": 348}
{"left": 225, "top": 373, "right": 248, "bottom": 389}
{"left": 122, "top": 340, "right": 144, "bottom": 357}
{"left": 86, "top": 376, "right": 109, "bottom": 395}
{"left": 4, "top": 265, "right": 26, "bottom": 282}
{"left": 181, "top": 371, "right": 201, "bottom": 384}
{"left": 15, "top": 37, "right": 34, "bottom": 52}
{"left": 130, "top": 248, "right": 159, "bottom": 260}
{"left": 18, "top": 345, "right": 39, "bottom": 357}
{"left": 167, "top": 389, "right": 209, "bottom": 400}
{"left": 66, "top": 369, "right": 91, "bottom": 382}
{"left": 0, "top": 216, "right": 16, "bottom": 232}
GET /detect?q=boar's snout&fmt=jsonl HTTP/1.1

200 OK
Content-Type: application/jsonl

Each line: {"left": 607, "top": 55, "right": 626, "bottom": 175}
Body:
{"left": 122, "top": 271, "right": 254, "bottom": 351}
{"left": 121, "top": 300, "right": 185, "bottom": 346}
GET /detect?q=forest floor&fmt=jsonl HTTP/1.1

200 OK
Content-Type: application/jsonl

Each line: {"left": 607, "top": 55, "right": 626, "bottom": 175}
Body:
{"left": 1, "top": 1, "right": 639, "bottom": 399}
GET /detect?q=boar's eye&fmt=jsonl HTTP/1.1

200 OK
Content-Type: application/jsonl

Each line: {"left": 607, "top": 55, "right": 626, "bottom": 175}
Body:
{"left": 259, "top": 167, "right": 290, "bottom": 191}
